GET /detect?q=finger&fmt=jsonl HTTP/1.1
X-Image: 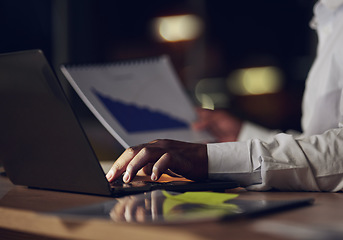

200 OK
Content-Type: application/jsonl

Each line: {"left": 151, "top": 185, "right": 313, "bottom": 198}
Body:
{"left": 151, "top": 190, "right": 161, "bottom": 221}
{"left": 106, "top": 146, "right": 142, "bottom": 182}
{"left": 125, "top": 196, "right": 144, "bottom": 222}
{"left": 151, "top": 153, "right": 172, "bottom": 181}
{"left": 110, "top": 198, "right": 128, "bottom": 222}
{"left": 124, "top": 147, "right": 162, "bottom": 182}
{"left": 135, "top": 206, "right": 148, "bottom": 223}
{"left": 165, "top": 169, "right": 183, "bottom": 178}
{"left": 138, "top": 163, "right": 154, "bottom": 176}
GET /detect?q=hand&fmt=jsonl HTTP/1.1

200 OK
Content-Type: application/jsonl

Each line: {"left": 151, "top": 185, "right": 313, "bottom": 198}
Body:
{"left": 192, "top": 108, "right": 242, "bottom": 142}
{"left": 106, "top": 139, "right": 208, "bottom": 183}
{"left": 110, "top": 191, "right": 164, "bottom": 223}
{"left": 110, "top": 195, "right": 148, "bottom": 222}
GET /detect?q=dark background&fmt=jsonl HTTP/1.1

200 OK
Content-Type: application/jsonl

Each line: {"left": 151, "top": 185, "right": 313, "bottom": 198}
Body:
{"left": 0, "top": 0, "right": 317, "bottom": 156}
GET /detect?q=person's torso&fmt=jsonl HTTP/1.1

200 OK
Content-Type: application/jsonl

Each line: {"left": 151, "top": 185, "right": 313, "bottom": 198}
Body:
{"left": 301, "top": 1, "right": 343, "bottom": 136}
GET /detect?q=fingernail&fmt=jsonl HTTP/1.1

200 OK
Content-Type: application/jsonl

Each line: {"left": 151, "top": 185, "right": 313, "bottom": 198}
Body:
{"left": 151, "top": 172, "right": 157, "bottom": 181}
{"left": 106, "top": 170, "right": 113, "bottom": 180}
{"left": 123, "top": 172, "right": 130, "bottom": 182}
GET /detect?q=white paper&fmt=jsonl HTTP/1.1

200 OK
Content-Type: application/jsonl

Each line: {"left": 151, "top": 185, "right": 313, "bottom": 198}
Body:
{"left": 61, "top": 56, "right": 212, "bottom": 148}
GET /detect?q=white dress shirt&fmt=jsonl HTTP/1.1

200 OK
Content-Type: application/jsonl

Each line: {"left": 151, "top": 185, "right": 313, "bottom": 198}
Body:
{"left": 207, "top": 0, "right": 343, "bottom": 192}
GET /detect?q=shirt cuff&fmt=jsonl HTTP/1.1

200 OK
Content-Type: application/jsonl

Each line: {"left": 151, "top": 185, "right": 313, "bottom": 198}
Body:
{"left": 207, "top": 141, "right": 262, "bottom": 186}
{"left": 208, "top": 142, "right": 250, "bottom": 173}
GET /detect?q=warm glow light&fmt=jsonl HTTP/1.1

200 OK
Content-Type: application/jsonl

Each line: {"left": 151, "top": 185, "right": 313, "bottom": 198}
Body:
{"left": 227, "top": 66, "right": 283, "bottom": 95}
{"left": 200, "top": 94, "right": 215, "bottom": 110}
{"left": 195, "top": 78, "right": 229, "bottom": 109}
{"left": 152, "top": 14, "right": 203, "bottom": 42}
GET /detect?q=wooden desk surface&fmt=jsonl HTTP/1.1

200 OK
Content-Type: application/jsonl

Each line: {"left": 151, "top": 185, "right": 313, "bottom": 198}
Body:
{"left": 0, "top": 174, "right": 343, "bottom": 240}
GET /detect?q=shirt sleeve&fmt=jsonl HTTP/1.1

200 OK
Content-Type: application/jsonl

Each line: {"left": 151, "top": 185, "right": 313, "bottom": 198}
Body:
{"left": 208, "top": 127, "right": 343, "bottom": 192}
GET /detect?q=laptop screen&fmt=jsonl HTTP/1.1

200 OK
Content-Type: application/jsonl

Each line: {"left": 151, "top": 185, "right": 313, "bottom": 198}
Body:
{"left": 0, "top": 50, "right": 112, "bottom": 195}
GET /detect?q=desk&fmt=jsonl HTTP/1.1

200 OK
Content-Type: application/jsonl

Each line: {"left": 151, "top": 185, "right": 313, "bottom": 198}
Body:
{"left": 0, "top": 174, "right": 342, "bottom": 240}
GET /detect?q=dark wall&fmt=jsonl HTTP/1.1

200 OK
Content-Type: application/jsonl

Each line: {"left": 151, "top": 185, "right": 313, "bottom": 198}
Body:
{"left": 0, "top": 1, "right": 52, "bottom": 59}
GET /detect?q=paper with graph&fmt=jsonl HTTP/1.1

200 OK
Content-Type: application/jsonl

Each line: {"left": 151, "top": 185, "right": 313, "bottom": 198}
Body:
{"left": 61, "top": 56, "right": 212, "bottom": 148}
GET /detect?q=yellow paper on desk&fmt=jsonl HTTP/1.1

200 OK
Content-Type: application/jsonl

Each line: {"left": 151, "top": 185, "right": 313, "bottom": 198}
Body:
{"left": 162, "top": 191, "right": 239, "bottom": 221}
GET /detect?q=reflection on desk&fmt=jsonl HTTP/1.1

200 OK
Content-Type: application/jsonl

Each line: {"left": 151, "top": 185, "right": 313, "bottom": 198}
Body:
{"left": 1, "top": 175, "right": 343, "bottom": 240}
{"left": 54, "top": 190, "right": 313, "bottom": 224}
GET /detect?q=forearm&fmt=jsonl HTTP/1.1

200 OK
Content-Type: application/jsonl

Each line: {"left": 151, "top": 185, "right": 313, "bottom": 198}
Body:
{"left": 208, "top": 128, "right": 343, "bottom": 192}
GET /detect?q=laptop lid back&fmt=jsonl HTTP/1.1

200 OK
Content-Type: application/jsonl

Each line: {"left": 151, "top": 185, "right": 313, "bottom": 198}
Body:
{"left": 0, "top": 50, "right": 112, "bottom": 196}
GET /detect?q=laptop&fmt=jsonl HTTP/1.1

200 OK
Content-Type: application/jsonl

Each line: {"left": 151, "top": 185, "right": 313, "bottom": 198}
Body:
{"left": 0, "top": 49, "right": 238, "bottom": 197}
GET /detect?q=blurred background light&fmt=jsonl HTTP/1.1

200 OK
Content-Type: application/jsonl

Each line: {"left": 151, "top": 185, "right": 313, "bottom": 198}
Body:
{"left": 199, "top": 94, "right": 215, "bottom": 110}
{"left": 152, "top": 14, "right": 203, "bottom": 42}
{"left": 227, "top": 66, "right": 283, "bottom": 95}
{"left": 195, "top": 78, "right": 229, "bottom": 110}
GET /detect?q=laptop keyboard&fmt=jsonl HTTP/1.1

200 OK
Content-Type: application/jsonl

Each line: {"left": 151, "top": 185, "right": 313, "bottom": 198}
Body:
{"left": 109, "top": 177, "right": 183, "bottom": 189}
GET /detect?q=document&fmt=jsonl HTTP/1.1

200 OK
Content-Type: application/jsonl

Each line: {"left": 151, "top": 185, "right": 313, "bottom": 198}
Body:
{"left": 61, "top": 55, "right": 212, "bottom": 148}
